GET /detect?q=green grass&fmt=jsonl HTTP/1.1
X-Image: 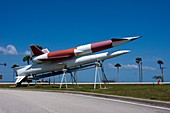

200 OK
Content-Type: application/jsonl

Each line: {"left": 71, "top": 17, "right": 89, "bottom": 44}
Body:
{"left": 0, "top": 84, "right": 170, "bottom": 101}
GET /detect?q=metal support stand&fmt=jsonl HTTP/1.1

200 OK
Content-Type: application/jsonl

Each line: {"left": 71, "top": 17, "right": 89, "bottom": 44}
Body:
{"left": 70, "top": 72, "right": 74, "bottom": 85}
{"left": 101, "top": 61, "right": 108, "bottom": 89}
{"left": 52, "top": 71, "right": 55, "bottom": 84}
{"left": 74, "top": 71, "right": 78, "bottom": 86}
{"left": 69, "top": 71, "right": 79, "bottom": 88}
{"left": 94, "top": 62, "right": 102, "bottom": 89}
{"left": 70, "top": 71, "right": 78, "bottom": 85}
{"left": 59, "top": 69, "right": 68, "bottom": 89}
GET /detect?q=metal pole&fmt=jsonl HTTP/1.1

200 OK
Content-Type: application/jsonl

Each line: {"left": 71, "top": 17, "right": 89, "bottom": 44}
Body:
{"left": 94, "top": 66, "right": 98, "bottom": 89}
{"left": 97, "top": 67, "right": 102, "bottom": 89}
{"left": 74, "top": 71, "right": 79, "bottom": 87}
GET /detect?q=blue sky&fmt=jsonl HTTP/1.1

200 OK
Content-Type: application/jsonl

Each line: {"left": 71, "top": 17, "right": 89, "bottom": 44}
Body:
{"left": 0, "top": 0, "right": 170, "bottom": 82}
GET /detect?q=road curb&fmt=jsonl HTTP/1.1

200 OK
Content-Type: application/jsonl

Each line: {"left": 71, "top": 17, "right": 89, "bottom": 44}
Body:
{"left": 54, "top": 90, "right": 170, "bottom": 108}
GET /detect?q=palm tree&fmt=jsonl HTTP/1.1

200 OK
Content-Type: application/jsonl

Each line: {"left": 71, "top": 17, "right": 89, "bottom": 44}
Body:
{"left": 23, "top": 45, "right": 43, "bottom": 65}
{"left": 157, "top": 60, "right": 164, "bottom": 82}
{"left": 23, "top": 55, "right": 31, "bottom": 65}
{"left": 157, "top": 60, "right": 164, "bottom": 68}
{"left": 115, "top": 63, "right": 121, "bottom": 82}
{"left": 153, "top": 75, "right": 162, "bottom": 80}
{"left": 35, "top": 45, "right": 43, "bottom": 50}
{"left": 135, "top": 58, "right": 142, "bottom": 82}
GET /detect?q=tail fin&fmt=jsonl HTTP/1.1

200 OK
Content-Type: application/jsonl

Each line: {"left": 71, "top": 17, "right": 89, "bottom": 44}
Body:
{"left": 15, "top": 75, "right": 27, "bottom": 84}
{"left": 30, "top": 45, "right": 44, "bottom": 56}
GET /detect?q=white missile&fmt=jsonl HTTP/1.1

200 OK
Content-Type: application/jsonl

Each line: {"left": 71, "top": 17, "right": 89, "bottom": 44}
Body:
{"left": 15, "top": 50, "right": 130, "bottom": 84}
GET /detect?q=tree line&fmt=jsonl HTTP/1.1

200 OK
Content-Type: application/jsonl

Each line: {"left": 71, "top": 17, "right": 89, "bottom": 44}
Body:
{"left": 114, "top": 58, "right": 165, "bottom": 82}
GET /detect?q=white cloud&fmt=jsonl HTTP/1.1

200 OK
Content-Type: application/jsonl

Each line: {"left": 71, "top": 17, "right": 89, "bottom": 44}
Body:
{"left": 122, "top": 64, "right": 138, "bottom": 69}
{"left": 142, "top": 66, "right": 157, "bottom": 71}
{"left": 108, "top": 63, "right": 115, "bottom": 68}
{"left": 0, "top": 45, "right": 18, "bottom": 55}
{"left": 0, "top": 45, "right": 31, "bottom": 55}
{"left": 108, "top": 63, "right": 157, "bottom": 71}
{"left": 24, "top": 51, "right": 31, "bottom": 55}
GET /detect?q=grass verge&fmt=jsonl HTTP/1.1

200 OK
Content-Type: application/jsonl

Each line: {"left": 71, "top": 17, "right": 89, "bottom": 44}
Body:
{"left": 0, "top": 84, "right": 170, "bottom": 102}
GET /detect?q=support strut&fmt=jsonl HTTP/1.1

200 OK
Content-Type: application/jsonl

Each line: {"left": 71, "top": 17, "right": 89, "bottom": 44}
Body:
{"left": 94, "top": 61, "right": 108, "bottom": 89}
{"left": 94, "top": 61, "right": 102, "bottom": 89}
{"left": 59, "top": 69, "right": 68, "bottom": 89}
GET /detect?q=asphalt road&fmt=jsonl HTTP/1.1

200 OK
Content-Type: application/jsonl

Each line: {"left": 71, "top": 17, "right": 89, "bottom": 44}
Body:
{"left": 0, "top": 89, "right": 170, "bottom": 113}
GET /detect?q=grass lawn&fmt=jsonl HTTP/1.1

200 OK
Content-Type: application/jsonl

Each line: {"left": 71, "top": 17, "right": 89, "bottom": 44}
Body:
{"left": 0, "top": 84, "right": 170, "bottom": 102}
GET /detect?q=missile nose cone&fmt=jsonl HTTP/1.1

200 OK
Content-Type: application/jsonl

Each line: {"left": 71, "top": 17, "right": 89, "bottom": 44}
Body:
{"left": 122, "top": 50, "right": 131, "bottom": 53}
{"left": 107, "top": 50, "right": 130, "bottom": 59}
{"left": 111, "top": 36, "right": 140, "bottom": 47}
{"left": 109, "top": 50, "right": 130, "bottom": 55}
{"left": 128, "top": 36, "right": 141, "bottom": 41}
{"left": 115, "top": 50, "right": 130, "bottom": 55}
{"left": 111, "top": 36, "right": 141, "bottom": 42}
{"left": 124, "top": 36, "right": 141, "bottom": 41}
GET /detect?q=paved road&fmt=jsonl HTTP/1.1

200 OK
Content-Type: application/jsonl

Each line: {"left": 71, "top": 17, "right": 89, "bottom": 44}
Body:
{"left": 0, "top": 89, "right": 169, "bottom": 113}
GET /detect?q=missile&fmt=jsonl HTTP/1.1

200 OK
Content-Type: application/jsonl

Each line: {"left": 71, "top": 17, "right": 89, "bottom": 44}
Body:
{"left": 31, "top": 36, "right": 140, "bottom": 63}
{"left": 15, "top": 50, "right": 129, "bottom": 84}
{"left": 65, "top": 50, "right": 130, "bottom": 68}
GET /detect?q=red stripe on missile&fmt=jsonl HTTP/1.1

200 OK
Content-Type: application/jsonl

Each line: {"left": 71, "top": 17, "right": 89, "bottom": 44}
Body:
{"left": 91, "top": 40, "right": 113, "bottom": 52}
{"left": 48, "top": 48, "right": 75, "bottom": 58}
